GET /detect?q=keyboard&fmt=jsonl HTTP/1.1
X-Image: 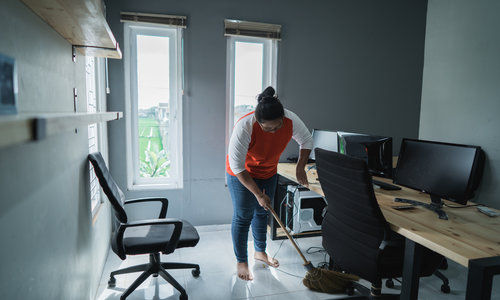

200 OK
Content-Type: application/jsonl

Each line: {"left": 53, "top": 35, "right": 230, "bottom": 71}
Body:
{"left": 372, "top": 179, "right": 402, "bottom": 191}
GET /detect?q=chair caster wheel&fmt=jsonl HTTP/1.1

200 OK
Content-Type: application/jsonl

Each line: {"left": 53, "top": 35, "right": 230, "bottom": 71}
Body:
{"left": 441, "top": 284, "right": 450, "bottom": 294}
{"left": 345, "top": 285, "right": 355, "bottom": 296}
{"left": 192, "top": 269, "right": 200, "bottom": 277}
{"left": 153, "top": 273, "right": 159, "bottom": 277}
{"left": 386, "top": 279, "right": 395, "bottom": 289}
{"left": 180, "top": 293, "right": 188, "bottom": 300}
{"left": 108, "top": 276, "right": 116, "bottom": 288}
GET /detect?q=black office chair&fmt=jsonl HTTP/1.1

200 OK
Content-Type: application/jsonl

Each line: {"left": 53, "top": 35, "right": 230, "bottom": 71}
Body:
{"left": 314, "top": 148, "right": 448, "bottom": 298}
{"left": 88, "top": 152, "right": 200, "bottom": 300}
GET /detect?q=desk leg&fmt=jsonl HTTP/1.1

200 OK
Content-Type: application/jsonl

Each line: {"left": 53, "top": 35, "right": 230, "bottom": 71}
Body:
{"left": 400, "top": 239, "right": 423, "bottom": 300}
{"left": 466, "top": 256, "right": 500, "bottom": 300}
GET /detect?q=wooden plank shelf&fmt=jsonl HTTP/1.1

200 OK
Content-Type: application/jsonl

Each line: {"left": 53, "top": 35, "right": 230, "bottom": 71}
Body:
{"left": 20, "top": 0, "right": 121, "bottom": 59}
{"left": 75, "top": 45, "right": 122, "bottom": 60}
{"left": 0, "top": 112, "right": 122, "bottom": 149}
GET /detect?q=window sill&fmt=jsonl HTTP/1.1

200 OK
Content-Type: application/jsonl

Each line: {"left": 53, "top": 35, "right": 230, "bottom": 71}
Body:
{"left": 128, "top": 183, "right": 183, "bottom": 191}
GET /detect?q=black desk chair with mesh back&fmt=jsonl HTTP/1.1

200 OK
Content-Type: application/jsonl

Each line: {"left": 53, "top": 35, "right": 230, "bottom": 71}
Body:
{"left": 314, "top": 148, "right": 448, "bottom": 298}
{"left": 88, "top": 152, "right": 200, "bottom": 300}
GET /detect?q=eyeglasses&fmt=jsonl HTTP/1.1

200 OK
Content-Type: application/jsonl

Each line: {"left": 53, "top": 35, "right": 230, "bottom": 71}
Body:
{"left": 258, "top": 118, "right": 283, "bottom": 133}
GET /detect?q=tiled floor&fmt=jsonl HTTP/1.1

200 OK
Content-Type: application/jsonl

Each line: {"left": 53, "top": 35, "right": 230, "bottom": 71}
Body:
{"left": 95, "top": 224, "right": 500, "bottom": 300}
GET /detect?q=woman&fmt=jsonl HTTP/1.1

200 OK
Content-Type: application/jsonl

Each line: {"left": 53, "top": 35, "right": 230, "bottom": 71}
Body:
{"left": 226, "top": 86, "right": 313, "bottom": 280}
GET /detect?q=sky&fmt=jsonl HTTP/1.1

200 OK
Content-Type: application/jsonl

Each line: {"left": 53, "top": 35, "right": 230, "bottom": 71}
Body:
{"left": 234, "top": 41, "right": 263, "bottom": 108}
{"left": 137, "top": 34, "right": 170, "bottom": 110}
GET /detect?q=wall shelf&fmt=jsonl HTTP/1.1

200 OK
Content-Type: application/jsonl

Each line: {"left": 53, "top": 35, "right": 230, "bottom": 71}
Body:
{"left": 20, "top": 0, "right": 121, "bottom": 59}
{"left": 0, "top": 112, "right": 123, "bottom": 149}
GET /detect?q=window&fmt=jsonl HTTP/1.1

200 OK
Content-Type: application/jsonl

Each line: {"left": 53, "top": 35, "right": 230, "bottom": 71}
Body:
{"left": 124, "top": 23, "right": 183, "bottom": 189}
{"left": 226, "top": 35, "right": 278, "bottom": 137}
{"left": 86, "top": 56, "right": 103, "bottom": 214}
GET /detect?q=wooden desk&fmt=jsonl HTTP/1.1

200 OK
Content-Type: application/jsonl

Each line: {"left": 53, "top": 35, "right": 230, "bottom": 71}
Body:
{"left": 278, "top": 162, "right": 500, "bottom": 300}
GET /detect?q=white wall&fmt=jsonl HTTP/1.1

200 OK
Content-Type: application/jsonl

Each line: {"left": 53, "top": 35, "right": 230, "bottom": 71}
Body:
{"left": 420, "top": 0, "right": 500, "bottom": 208}
{"left": 0, "top": 0, "right": 112, "bottom": 298}
{"left": 105, "top": 0, "right": 429, "bottom": 225}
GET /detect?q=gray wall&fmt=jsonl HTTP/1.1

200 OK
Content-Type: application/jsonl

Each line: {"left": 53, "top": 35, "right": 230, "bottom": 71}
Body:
{"left": 420, "top": 0, "right": 500, "bottom": 208}
{"left": 106, "top": 0, "right": 428, "bottom": 225}
{"left": 0, "top": 0, "right": 112, "bottom": 299}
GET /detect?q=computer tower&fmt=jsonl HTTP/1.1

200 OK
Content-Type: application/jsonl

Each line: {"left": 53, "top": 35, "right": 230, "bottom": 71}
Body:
{"left": 270, "top": 176, "right": 296, "bottom": 230}
{"left": 285, "top": 185, "right": 327, "bottom": 234}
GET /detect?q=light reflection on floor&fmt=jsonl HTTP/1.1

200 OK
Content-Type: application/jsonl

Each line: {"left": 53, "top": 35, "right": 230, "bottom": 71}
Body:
{"left": 96, "top": 224, "right": 500, "bottom": 300}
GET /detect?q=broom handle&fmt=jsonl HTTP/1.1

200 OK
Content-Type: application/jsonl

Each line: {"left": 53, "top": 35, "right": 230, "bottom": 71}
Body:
{"left": 269, "top": 207, "right": 311, "bottom": 265}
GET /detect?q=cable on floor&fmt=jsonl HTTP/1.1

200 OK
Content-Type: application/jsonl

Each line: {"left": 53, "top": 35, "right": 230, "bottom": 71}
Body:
{"left": 273, "top": 267, "right": 306, "bottom": 279}
{"left": 306, "top": 247, "right": 326, "bottom": 254}
{"left": 271, "top": 185, "right": 332, "bottom": 277}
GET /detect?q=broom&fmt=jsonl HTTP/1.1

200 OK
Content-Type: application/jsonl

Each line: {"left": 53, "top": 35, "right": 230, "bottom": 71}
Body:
{"left": 269, "top": 207, "right": 360, "bottom": 294}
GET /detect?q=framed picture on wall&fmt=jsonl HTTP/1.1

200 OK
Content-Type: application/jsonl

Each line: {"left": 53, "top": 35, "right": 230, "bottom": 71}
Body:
{"left": 0, "top": 53, "right": 18, "bottom": 115}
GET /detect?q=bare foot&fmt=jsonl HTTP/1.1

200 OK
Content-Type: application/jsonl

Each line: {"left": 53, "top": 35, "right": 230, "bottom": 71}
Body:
{"left": 254, "top": 251, "right": 280, "bottom": 268}
{"left": 237, "top": 262, "right": 253, "bottom": 281}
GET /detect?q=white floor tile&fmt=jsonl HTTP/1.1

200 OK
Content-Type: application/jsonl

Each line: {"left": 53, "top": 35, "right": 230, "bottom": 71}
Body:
{"left": 251, "top": 290, "right": 320, "bottom": 300}
{"left": 195, "top": 224, "right": 232, "bottom": 233}
{"left": 95, "top": 224, "right": 500, "bottom": 300}
{"left": 97, "top": 275, "right": 186, "bottom": 300}
{"left": 184, "top": 270, "right": 253, "bottom": 300}
{"left": 251, "top": 289, "right": 365, "bottom": 300}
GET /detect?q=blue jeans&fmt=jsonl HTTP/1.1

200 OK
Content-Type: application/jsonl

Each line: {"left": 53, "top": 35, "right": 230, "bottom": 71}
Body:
{"left": 226, "top": 173, "right": 278, "bottom": 263}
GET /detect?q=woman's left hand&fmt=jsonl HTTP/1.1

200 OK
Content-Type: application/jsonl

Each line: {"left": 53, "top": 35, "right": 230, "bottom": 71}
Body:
{"left": 296, "top": 168, "right": 309, "bottom": 188}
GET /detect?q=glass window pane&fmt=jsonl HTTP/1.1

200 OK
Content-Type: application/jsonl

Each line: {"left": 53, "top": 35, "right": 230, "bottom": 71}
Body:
{"left": 85, "top": 56, "right": 100, "bottom": 211}
{"left": 136, "top": 35, "right": 171, "bottom": 178}
{"left": 234, "top": 41, "right": 263, "bottom": 124}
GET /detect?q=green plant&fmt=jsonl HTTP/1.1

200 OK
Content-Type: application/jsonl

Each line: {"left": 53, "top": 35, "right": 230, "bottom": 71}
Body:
{"left": 139, "top": 149, "right": 170, "bottom": 177}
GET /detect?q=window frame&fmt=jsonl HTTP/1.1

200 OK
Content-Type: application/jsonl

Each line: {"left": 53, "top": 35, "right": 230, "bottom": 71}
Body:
{"left": 225, "top": 35, "right": 278, "bottom": 145}
{"left": 86, "top": 56, "right": 106, "bottom": 217}
{"left": 124, "top": 22, "right": 184, "bottom": 190}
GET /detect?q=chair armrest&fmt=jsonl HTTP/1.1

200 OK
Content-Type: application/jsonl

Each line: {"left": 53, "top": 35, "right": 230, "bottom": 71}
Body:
{"left": 124, "top": 197, "right": 169, "bottom": 218}
{"left": 122, "top": 218, "right": 181, "bottom": 228}
{"left": 115, "top": 218, "right": 183, "bottom": 259}
{"left": 378, "top": 228, "right": 404, "bottom": 251}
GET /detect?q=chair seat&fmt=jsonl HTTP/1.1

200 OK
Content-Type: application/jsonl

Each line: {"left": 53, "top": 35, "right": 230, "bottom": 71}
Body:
{"left": 123, "top": 220, "right": 200, "bottom": 255}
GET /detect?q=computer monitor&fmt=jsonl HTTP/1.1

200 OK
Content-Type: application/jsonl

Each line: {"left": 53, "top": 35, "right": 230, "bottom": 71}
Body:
{"left": 393, "top": 138, "right": 484, "bottom": 219}
{"left": 337, "top": 131, "right": 393, "bottom": 179}
{"left": 309, "top": 129, "right": 337, "bottom": 160}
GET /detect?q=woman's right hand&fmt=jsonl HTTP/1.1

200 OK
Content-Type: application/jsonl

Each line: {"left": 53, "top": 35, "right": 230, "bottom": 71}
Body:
{"left": 256, "top": 189, "right": 271, "bottom": 210}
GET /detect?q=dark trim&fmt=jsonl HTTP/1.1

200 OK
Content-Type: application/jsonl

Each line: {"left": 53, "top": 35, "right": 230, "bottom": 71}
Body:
{"left": 466, "top": 256, "right": 500, "bottom": 300}
{"left": 33, "top": 118, "right": 46, "bottom": 140}
{"left": 121, "top": 12, "right": 187, "bottom": 28}
{"left": 400, "top": 239, "right": 423, "bottom": 300}
{"left": 225, "top": 29, "right": 280, "bottom": 40}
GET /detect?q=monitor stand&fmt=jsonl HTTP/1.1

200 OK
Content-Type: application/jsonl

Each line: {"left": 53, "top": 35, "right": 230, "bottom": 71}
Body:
{"left": 394, "top": 196, "right": 448, "bottom": 220}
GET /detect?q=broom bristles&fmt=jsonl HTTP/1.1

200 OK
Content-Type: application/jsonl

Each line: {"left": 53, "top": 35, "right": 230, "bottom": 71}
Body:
{"left": 303, "top": 267, "right": 359, "bottom": 294}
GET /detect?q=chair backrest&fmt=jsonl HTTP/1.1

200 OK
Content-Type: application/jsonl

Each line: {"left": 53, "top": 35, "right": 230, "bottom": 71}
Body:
{"left": 315, "top": 148, "right": 390, "bottom": 282}
{"left": 88, "top": 152, "right": 128, "bottom": 223}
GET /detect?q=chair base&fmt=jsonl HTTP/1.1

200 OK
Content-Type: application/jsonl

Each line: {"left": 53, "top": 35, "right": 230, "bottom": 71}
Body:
{"left": 108, "top": 253, "right": 200, "bottom": 300}
{"left": 434, "top": 270, "right": 451, "bottom": 293}
{"left": 385, "top": 269, "right": 450, "bottom": 294}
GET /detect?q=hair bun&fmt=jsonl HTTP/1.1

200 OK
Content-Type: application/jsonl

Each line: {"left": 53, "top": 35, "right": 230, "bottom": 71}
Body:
{"left": 257, "top": 86, "right": 276, "bottom": 103}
